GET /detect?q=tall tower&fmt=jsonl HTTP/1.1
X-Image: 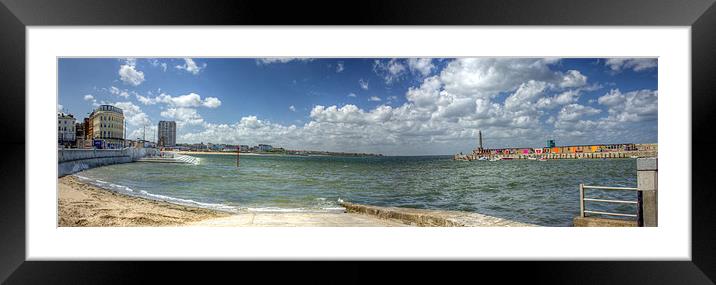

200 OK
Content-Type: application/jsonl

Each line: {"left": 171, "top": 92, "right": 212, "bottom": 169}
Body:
{"left": 478, "top": 130, "right": 483, "bottom": 150}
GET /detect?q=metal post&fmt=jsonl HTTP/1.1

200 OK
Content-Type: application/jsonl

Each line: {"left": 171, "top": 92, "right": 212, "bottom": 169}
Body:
{"left": 579, "top": 183, "right": 585, "bottom": 217}
{"left": 636, "top": 191, "right": 644, "bottom": 227}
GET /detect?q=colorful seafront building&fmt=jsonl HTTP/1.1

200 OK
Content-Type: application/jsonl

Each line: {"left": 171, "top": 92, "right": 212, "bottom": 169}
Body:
{"left": 454, "top": 131, "right": 657, "bottom": 160}
{"left": 58, "top": 104, "right": 125, "bottom": 149}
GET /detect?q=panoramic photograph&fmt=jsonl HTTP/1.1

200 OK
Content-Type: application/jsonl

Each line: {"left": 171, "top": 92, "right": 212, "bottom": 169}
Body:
{"left": 57, "top": 57, "right": 658, "bottom": 227}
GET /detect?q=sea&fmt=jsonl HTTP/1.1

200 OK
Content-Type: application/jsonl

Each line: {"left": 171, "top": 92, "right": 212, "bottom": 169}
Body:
{"left": 73, "top": 154, "right": 639, "bottom": 226}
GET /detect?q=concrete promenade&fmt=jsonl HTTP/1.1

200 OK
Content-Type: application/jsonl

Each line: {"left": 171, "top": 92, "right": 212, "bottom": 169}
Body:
{"left": 187, "top": 212, "right": 408, "bottom": 227}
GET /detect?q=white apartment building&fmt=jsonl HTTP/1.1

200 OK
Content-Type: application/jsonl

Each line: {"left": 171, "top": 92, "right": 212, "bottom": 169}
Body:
{"left": 58, "top": 112, "right": 76, "bottom": 145}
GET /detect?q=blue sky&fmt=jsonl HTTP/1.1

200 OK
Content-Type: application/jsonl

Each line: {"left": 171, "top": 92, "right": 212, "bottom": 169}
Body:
{"left": 58, "top": 58, "right": 657, "bottom": 155}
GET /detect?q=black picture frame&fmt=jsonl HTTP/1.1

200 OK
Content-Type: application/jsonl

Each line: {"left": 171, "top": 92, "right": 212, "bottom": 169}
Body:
{"left": 1, "top": 0, "right": 715, "bottom": 283}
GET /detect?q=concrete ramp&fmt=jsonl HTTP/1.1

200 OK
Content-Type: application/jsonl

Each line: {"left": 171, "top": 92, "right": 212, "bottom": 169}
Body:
{"left": 136, "top": 154, "right": 200, "bottom": 165}
{"left": 340, "top": 202, "right": 537, "bottom": 227}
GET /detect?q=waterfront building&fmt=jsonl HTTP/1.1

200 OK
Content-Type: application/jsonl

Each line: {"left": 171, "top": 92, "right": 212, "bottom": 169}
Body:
{"left": 89, "top": 105, "right": 125, "bottom": 149}
{"left": 222, "top": 145, "right": 239, "bottom": 152}
{"left": 129, "top": 139, "right": 154, "bottom": 148}
{"left": 83, "top": 117, "right": 92, "bottom": 140}
{"left": 636, "top": 143, "right": 658, "bottom": 152}
{"left": 257, "top": 144, "right": 273, "bottom": 151}
{"left": 75, "top": 122, "right": 86, "bottom": 148}
{"left": 191, "top": 143, "right": 208, "bottom": 151}
{"left": 58, "top": 112, "right": 76, "bottom": 147}
{"left": 208, "top": 143, "right": 224, "bottom": 151}
{"left": 458, "top": 132, "right": 655, "bottom": 161}
{"left": 157, "top": 120, "right": 176, "bottom": 147}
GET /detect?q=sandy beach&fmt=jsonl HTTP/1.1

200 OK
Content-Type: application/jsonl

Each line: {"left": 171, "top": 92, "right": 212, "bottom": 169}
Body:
{"left": 58, "top": 176, "right": 230, "bottom": 227}
{"left": 58, "top": 175, "right": 407, "bottom": 227}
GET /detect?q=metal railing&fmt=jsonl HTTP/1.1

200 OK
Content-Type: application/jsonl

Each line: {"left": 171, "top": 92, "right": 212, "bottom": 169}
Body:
{"left": 579, "top": 183, "right": 643, "bottom": 226}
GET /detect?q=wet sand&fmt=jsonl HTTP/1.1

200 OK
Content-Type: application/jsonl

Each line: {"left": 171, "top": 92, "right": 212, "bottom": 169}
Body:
{"left": 58, "top": 176, "right": 230, "bottom": 227}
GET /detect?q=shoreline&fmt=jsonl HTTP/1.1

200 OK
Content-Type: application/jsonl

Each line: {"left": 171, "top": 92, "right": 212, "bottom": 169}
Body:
{"left": 174, "top": 151, "right": 278, "bottom": 156}
{"left": 59, "top": 175, "right": 230, "bottom": 226}
{"left": 173, "top": 151, "right": 383, "bottom": 158}
{"left": 58, "top": 175, "right": 408, "bottom": 227}
{"left": 59, "top": 174, "right": 535, "bottom": 227}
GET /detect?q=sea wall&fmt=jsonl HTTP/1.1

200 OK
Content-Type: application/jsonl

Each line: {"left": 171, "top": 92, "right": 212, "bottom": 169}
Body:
{"left": 340, "top": 202, "right": 535, "bottom": 227}
{"left": 58, "top": 148, "right": 159, "bottom": 177}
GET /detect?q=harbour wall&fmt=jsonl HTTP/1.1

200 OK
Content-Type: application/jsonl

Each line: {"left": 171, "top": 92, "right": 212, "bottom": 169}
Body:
{"left": 58, "top": 148, "right": 159, "bottom": 177}
{"left": 454, "top": 150, "right": 657, "bottom": 161}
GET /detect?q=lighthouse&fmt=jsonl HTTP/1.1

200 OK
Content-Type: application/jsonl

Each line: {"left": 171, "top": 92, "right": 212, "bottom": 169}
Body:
{"left": 478, "top": 130, "right": 483, "bottom": 150}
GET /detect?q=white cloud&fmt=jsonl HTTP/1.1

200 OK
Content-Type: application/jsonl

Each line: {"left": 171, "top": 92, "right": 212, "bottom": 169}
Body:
{"left": 535, "top": 90, "right": 580, "bottom": 109}
{"left": 113, "top": 101, "right": 151, "bottom": 127}
{"left": 504, "top": 80, "right": 548, "bottom": 111}
{"left": 118, "top": 60, "right": 145, "bottom": 86}
{"left": 605, "top": 58, "right": 657, "bottom": 72}
{"left": 136, "top": 92, "right": 222, "bottom": 108}
{"left": 598, "top": 89, "right": 658, "bottom": 122}
{"left": 369, "top": 96, "right": 382, "bottom": 102}
{"left": 83, "top": 94, "right": 99, "bottom": 107}
{"left": 109, "top": 86, "right": 133, "bottom": 98}
{"left": 128, "top": 125, "right": 157, "bottom": 141}
{"left": 557, "top": 104, "right": 601, "bottom": 122}
{"left": 160, "top": 107, "right": 204, "bottom": 127}
{"left": 202, "top": 97, "right": 222, "bottom": 108}
{"left": 405, "top": 75, "right": 442, "bottom": 109}
{"left": 597, "top": 89, "right": 625, "bottom": 107}
{"left": 407, "top": 58, "right": 435, "bottom": 77}
{"left": 149, "top": 59, "right": 168, "bottom": 72}
{"left": 180, "top": 116, "right": 301, "bottom": 146}
{"left": 58, "top": 104, "right": 63, "bottom": 112}
{"left": 256, "top": 58, "right": 313, "bottom": 65}
{"left": 373, "top": 59, "right": 407, "bottom": 84}
{"left": 438, "top": 58, "right": 558, "bottom": 98}
{"left": 359, "top": 79, "right": 369, "bottom": 90}
{"left": 559, "top": 70, "right": 588, "bottom": 88}
{"left": 347, "top": 93, "right": 357, "bottom": 98}
{"left": 175, "top": 58, "right": 206, "bottom": 75}
{"left": 289, "top": 105, "right": 296, "bottom": 112}
{"left": 336, "top": 62, "right": 344, "bottom": 73}
{"left": 136, "top": 94, "right": 155, "bottom": 105}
